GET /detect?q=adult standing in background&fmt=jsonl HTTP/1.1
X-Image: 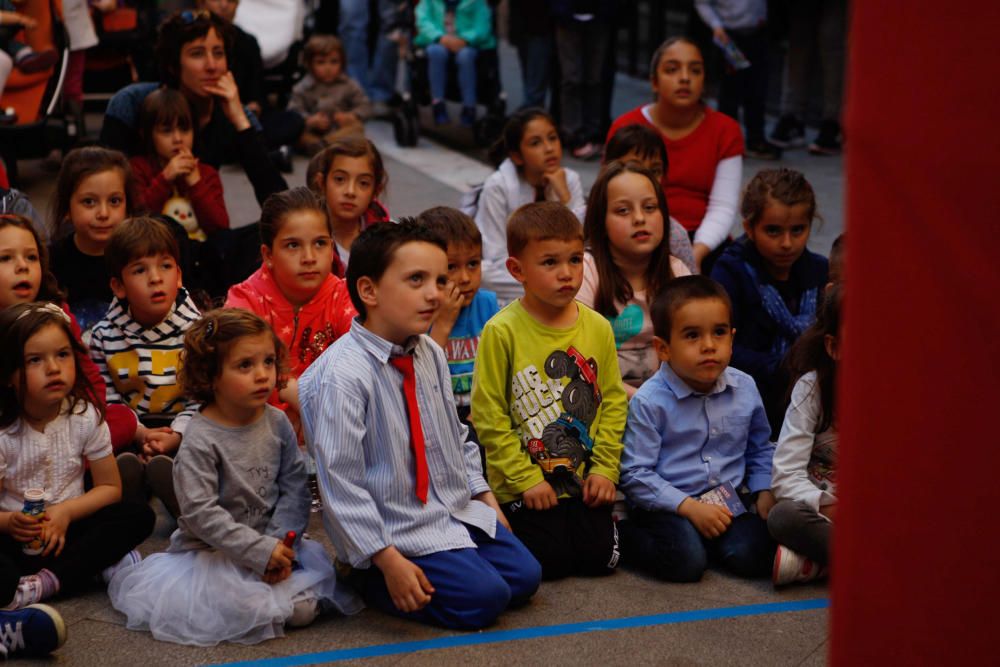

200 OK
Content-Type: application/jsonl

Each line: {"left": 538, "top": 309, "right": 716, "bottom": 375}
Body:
{"left": 607, "top": 37, "right": 743, "bottom": 272}
{"left": 339, "top": 0, "right": 401, "bottom": 115}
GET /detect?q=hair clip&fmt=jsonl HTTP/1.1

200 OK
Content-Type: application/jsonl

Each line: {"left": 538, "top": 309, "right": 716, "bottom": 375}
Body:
{"left": 204, "top": 319, "right": 216, "bottom": 340}
{"left": 15, "top": 302, "right": 71, "bottom": 324}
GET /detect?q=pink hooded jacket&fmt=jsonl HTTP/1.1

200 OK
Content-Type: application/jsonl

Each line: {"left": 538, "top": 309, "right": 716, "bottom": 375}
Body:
{"left": 225, "top": 264, "right": 357, "bottom": 378}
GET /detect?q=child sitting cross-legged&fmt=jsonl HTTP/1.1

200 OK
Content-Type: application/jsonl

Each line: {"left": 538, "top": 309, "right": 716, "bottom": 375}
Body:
{"left": 618, "top": 275, "right": 776, "bottom": 582}
{"left": 298, "top": 221, "right": 541, "bottom": 630}
{"left": 471, "top": 201, "right": 629, "bottom": 580}
{"left": 88, "top": 217, "right": 201, "bottom": 518}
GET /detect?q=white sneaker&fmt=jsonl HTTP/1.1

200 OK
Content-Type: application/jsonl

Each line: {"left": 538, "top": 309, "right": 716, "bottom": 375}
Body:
{"left": 287, "top": 590, "right": 320, "bottom": 628}
{"left": 772, "top": 545, "right": 827, "bottom": 587}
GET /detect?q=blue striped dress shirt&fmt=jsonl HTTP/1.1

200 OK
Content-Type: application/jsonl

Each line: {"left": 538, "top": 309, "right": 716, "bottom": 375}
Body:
{"left": 299, "top": 320, "right": 496, "bottom": 569}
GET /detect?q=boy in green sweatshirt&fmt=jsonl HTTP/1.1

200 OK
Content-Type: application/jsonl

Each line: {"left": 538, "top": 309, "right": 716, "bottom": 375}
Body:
{"left": 471, "top": 201, "right": 628, "bottom": 579}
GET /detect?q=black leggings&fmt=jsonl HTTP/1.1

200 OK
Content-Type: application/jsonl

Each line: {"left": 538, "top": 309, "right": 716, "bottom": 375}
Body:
{"left": 0, "top": 501, "right": 154, "bottom": 605}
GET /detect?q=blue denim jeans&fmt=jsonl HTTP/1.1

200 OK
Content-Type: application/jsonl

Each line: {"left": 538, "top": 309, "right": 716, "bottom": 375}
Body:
{"left": 425, "top": 43, "right": 478, "bottom": 108}
{"left": 622, "top": 508, "right": 776, "bottom": 582}
{"left": 338, "top": 0, "right": 399, "bottom": 102}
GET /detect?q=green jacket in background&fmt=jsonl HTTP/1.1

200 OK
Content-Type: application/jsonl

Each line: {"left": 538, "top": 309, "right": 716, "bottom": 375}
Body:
{"left": 413, "top": 0, "right": 497, "bottom": 50}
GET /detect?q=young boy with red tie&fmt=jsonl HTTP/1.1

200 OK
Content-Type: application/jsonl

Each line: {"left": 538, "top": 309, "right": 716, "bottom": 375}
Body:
{"left": 298, "top": 221, "right": 541, "bottom": 630}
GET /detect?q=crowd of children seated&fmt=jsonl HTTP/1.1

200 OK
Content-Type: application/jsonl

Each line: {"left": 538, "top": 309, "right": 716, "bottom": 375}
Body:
{"left": 0, "top": 5, "right": 844, "bottom": 658}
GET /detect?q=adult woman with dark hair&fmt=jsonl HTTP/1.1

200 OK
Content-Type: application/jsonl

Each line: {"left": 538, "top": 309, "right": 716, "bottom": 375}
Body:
{"left": 99, "top": 10, "right": 286, "bottom": 207}
{"left": 606, "top": 37, "right": 744, "bottom": 272}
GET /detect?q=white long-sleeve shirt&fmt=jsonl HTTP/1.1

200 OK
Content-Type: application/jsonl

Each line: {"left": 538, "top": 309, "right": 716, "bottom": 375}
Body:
{"left": 771, "top": 372, "right": 838, "bottom": 511}
{"left": 475, "top": 158, "right": 585, "bottom": 305}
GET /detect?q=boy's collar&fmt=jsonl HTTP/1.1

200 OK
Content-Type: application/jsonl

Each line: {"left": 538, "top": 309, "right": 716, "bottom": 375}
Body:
{"left": 350, "top": 318, "right": 419, "bottom": 363}
{"left": 659, "top": 361, "right": 736, "bottom": 398}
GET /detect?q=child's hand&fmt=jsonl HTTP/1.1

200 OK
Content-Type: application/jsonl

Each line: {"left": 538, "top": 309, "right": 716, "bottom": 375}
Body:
{"left": 142, "top": 428, "right": 182, "bottom": 460}
{"left": 181, "top": 156, "right": 202, "bottom": 187}
{"left": 755, "top": 490, "right": 775, "bottom": 520}
{"left": 307, "top": 112, "right": 331, "bottom": 132}
{"left": 582, "top": 473, "right": 616, "bottom": 508}
{"left": 163, "top": 151, "right": 196, "bottom": 182}
{"left": 437, "top": 280, "right": 464, "bottom": 325}
{"left": 263, "top": 541, "right": 295, "bottom": 584}
{"left": 522, "top": 480, "right": 558, "bottom": 511}
{"left": 678, "top": 497, "right": 732, "bottom": 539}
{"left": 333, "top": 111, "right": 361, "bottom": 127}
{"left": 7, "top": 511, "right": 43, "bottom": 543}
{"left": 543, "top": 167, "right": 571, "bottom": 205}
{"left": 92, "top": 0, "right": 117, "bottom": 13}
{"left": 712, "top": 26, "right": 730, "bottom": 46}
{"left": 439, "top": 35, "right": 467, "bottom": 53}
{"left": 373, "top": 546, "right": 435, "bottom": 613}
{"left": 820, "top": 503, "right": 837, "bottom": 521}
{"left": 40, "top": 504, "right": 71, "bottom": 557}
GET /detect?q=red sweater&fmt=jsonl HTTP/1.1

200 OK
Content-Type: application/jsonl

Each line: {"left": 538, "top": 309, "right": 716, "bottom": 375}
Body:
{"left": 606, "top": 105, "right": 744, "bottom": 232}
{"left": 129, "top": 155, "right": 230, "bottom": 233}
{"left": 225, "top": 264, "right": 357, "bottom": 378}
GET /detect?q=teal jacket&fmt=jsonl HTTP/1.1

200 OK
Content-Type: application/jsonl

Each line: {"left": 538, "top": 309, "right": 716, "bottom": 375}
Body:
{"left": 414, "top": 0, "right": 496, "bottom": 50}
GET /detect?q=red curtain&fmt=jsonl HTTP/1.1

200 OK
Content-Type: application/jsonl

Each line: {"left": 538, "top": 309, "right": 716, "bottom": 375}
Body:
{"left": 834, "top": 2, "right": 1000, "bottom": 663}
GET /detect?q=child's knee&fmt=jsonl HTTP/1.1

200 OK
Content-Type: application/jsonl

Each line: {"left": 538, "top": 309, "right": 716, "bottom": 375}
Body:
{"left": 437, "top": 572, "right": 511, "bottom": 630}
{"left": 506, "top": 553, "right": 542, "bottom": 604}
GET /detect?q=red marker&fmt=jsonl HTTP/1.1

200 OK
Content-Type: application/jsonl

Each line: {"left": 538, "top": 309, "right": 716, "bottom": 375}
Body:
{"left": 282, "top": 531, "right": 296, "bottom": 548}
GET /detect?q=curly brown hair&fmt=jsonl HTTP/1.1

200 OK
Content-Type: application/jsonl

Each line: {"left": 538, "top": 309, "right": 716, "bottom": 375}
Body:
{"left": 179, "top": 309, "right": 288, "bottom": 405}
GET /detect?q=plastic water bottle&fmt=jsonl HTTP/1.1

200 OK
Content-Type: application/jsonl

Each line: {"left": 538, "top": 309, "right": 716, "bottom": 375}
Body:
{"left": 21, "top": 489, "right": 46, "bottom": 555}
{"left": 715, "top": 35, "right": 751, "bottom": 71}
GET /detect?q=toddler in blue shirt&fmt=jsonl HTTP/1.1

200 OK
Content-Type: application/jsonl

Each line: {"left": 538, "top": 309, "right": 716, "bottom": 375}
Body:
{"left": 619, "top": 275, "right": 776, "bottom": 582}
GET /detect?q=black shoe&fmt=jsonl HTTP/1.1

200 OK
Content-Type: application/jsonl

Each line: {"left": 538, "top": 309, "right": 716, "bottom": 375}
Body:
{"left": 269, "top": 145, "right": 294, "bottom": 173}
{"left": 746, "top": 138, "right": 783, "bottom": 160}
{"left": 770, "top": 114, "right": 806, "bottom": 148}
{"left": 809, "top": 120, "right": 842, "bottom": 155}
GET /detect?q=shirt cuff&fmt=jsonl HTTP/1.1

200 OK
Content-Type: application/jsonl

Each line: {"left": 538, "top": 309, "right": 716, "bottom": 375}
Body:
{"left": 746, "top": 473, "right": 772, "bottom": 495}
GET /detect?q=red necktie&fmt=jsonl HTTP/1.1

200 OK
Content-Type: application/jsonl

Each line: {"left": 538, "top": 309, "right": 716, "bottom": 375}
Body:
{"left": 389, "top": 355, "right": 429, "bottom": 503}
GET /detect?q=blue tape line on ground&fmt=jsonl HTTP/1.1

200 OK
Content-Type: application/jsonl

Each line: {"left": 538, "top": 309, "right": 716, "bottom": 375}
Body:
{"left": 208, "top": 597, "right": 829, "bottom": 667}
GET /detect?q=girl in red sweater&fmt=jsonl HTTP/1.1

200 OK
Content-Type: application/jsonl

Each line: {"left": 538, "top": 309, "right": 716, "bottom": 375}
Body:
{"left": 129, "top": 88, "right": 229, "bottom": 241}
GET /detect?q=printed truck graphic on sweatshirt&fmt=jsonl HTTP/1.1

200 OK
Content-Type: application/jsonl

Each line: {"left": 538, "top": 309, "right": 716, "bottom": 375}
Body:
{"left": 512, "top": 346, "right": 602, "bottom": 496}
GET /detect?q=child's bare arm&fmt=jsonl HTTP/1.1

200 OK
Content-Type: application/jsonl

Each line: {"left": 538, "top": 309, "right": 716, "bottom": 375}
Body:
{"left": 41, "top": 454, "right": 122, "bottom": 557}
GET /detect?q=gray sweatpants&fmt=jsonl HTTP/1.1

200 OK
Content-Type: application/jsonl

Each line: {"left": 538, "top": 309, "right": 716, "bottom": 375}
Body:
{"left": 767, "top": 499, "right": 831, "bottom": 565}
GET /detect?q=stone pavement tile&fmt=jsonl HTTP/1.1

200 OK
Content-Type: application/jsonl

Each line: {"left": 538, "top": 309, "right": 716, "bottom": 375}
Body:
{"left": 42, "top": 618, "right": 285, "bottom": 667}
{"left": 799, "top": 639, "right": 829, "bottom": 666}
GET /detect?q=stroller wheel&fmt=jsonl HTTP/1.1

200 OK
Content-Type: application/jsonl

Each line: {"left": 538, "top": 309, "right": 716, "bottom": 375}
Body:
{"left": 392, "top": 109, "right": 419, "bottom": 147}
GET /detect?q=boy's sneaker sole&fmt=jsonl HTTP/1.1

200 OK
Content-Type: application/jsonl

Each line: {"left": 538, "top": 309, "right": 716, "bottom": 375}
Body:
{"left": 0, "top": 604, "right": 67, "bottom": 658}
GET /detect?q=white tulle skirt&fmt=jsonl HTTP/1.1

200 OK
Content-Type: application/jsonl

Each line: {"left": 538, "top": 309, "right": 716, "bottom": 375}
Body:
{"left": 108, "top": 539, "right": 363, "bottom": 646}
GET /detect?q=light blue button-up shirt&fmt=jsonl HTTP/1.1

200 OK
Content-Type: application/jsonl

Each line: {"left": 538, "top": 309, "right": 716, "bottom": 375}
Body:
{"left": 299, "top": 320, "right": 496, "bottom": 568}
{"left": 620, "top": 362, "right": 774, "bottom": 513}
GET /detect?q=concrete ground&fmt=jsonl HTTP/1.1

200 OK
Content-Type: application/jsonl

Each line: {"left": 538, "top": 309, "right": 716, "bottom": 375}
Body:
{"left": 9, "top": 39, "right": 841, "bottom": 666}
